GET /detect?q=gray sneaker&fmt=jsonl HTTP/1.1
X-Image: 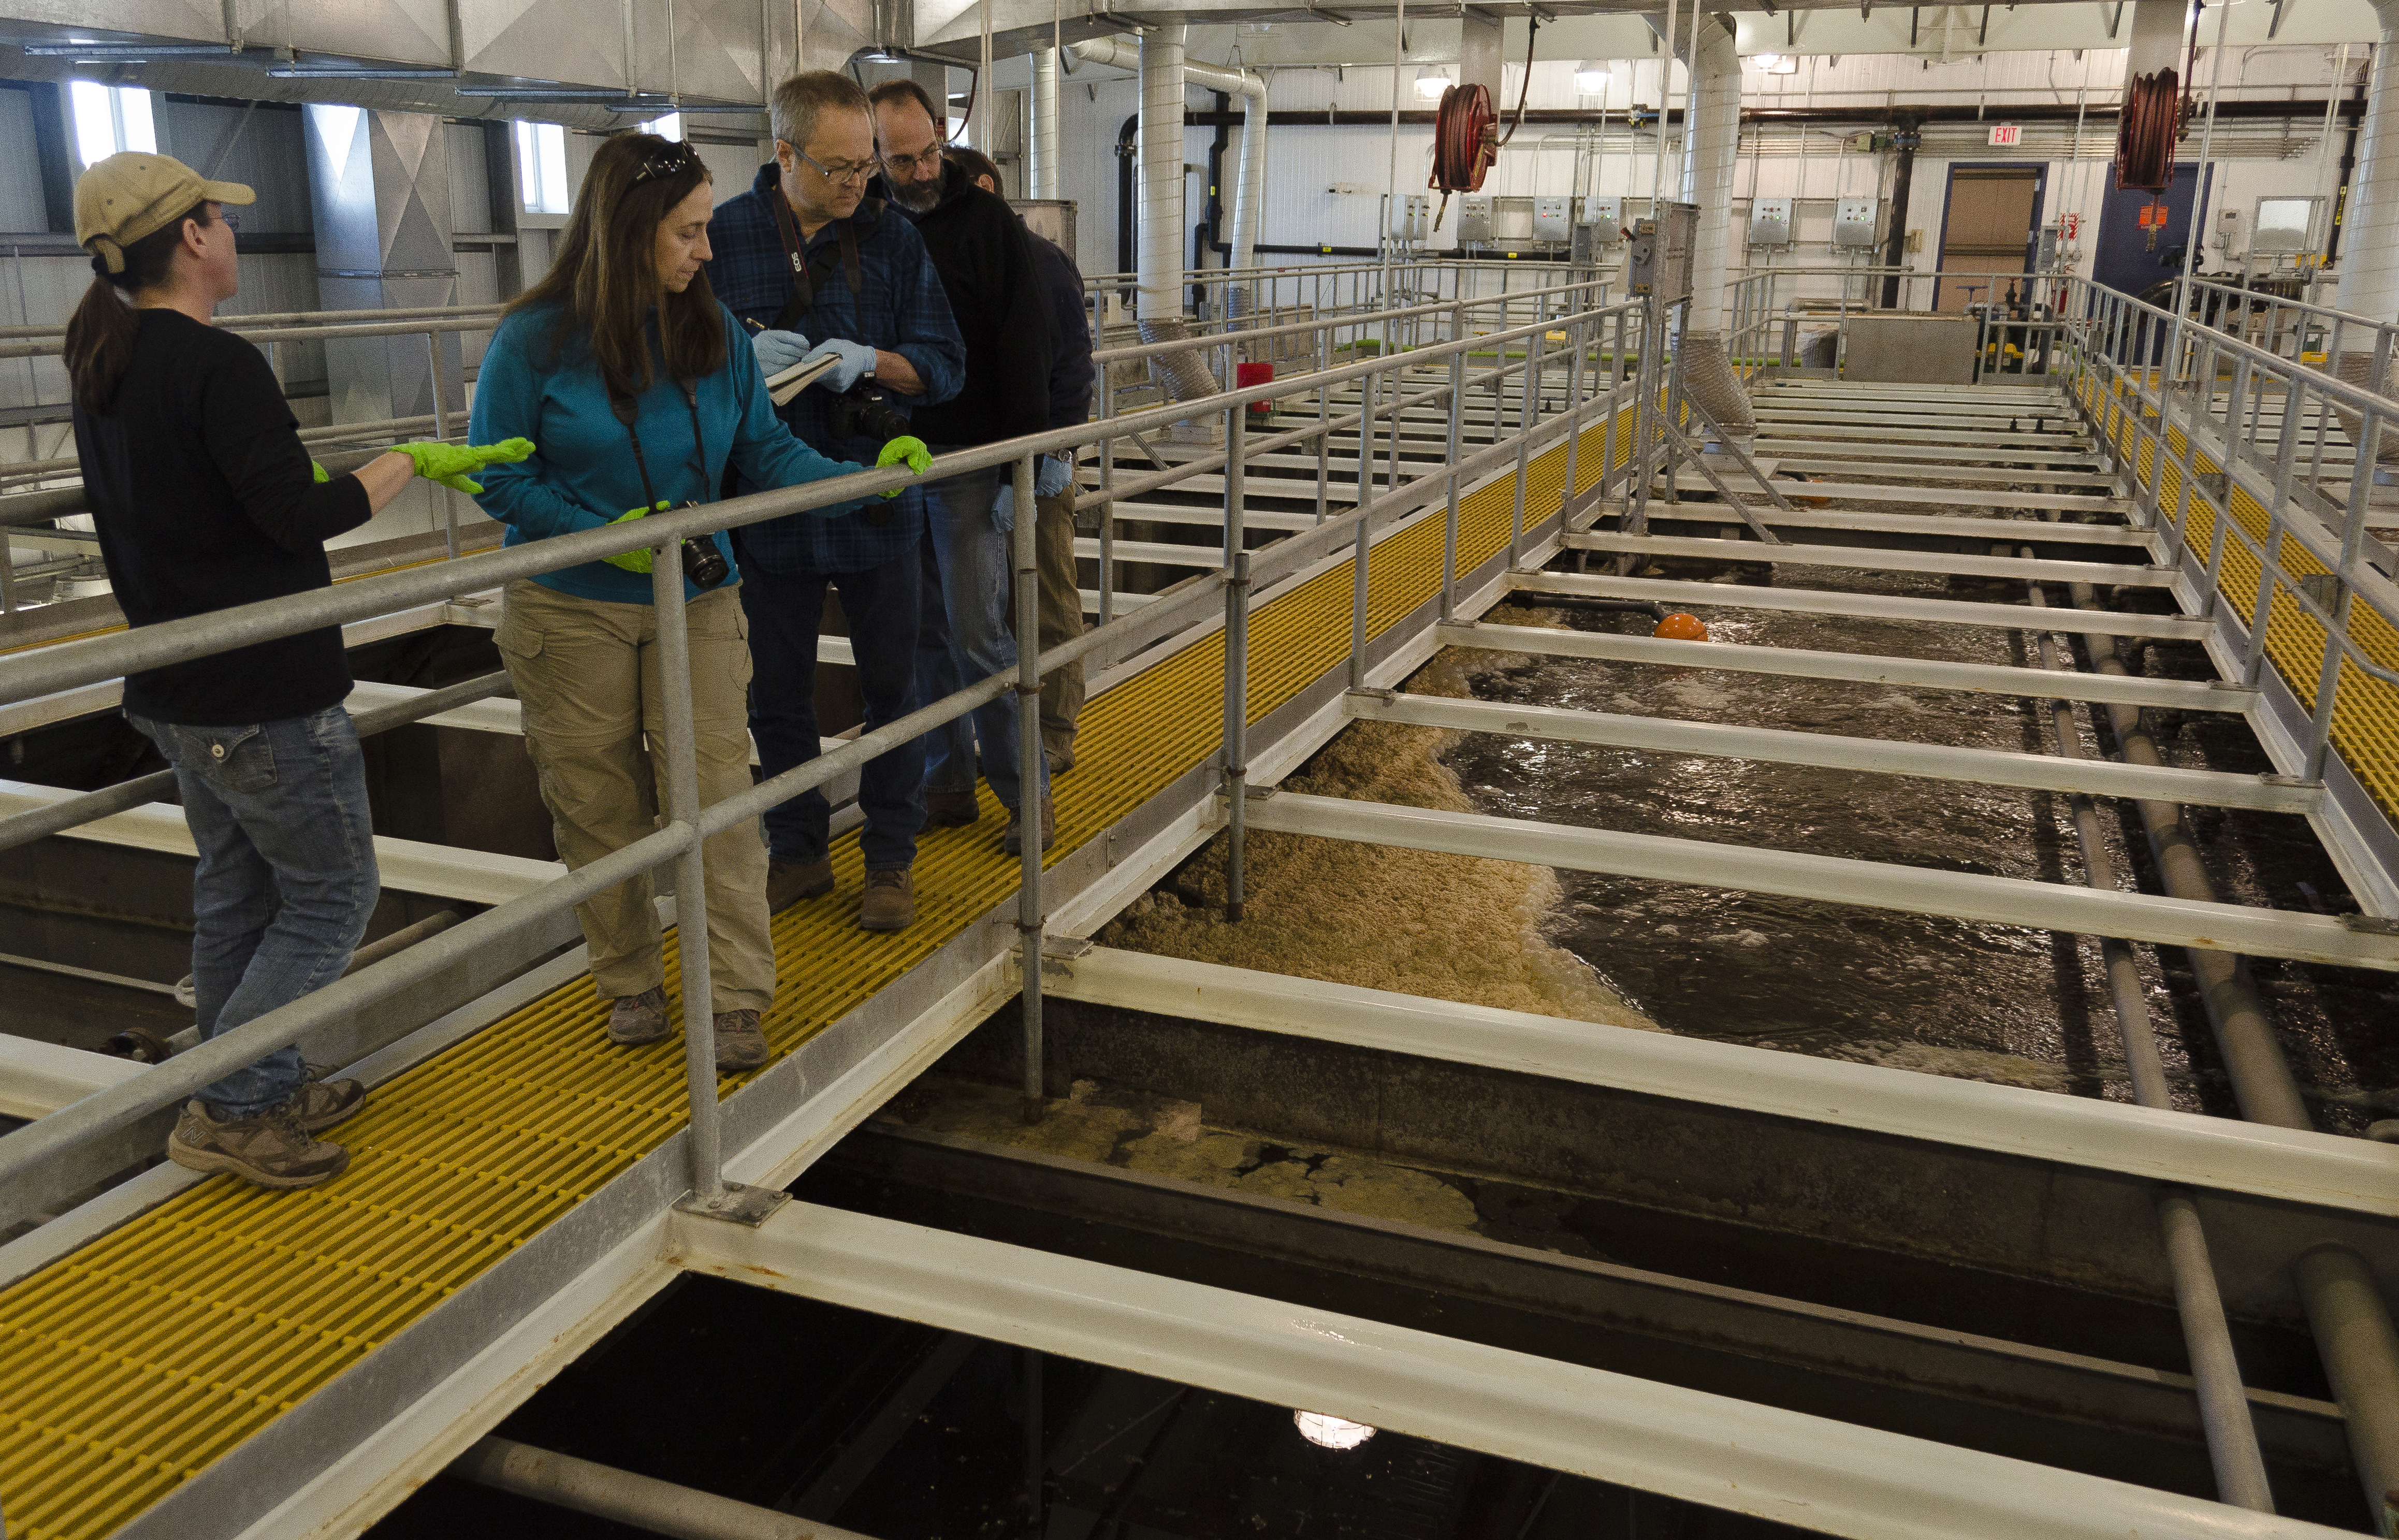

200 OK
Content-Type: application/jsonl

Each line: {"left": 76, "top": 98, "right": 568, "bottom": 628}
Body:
{"left": 606, "top": 986, "right": 672, "bottom": 1046}
{"left": 168, "top": 1099, "right": 350, "bottom": 1189}
{"left": 714, "top": 1009, "right": 768, "bottom": 1071}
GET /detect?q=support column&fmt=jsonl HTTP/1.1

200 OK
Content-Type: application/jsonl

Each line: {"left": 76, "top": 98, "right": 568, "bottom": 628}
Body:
{"left": 1673, "top": 14, "right": 1753, "bottom": 446}
{"left": 1459, "top": 10, "right": 1503, "bottom": 97}
{"left": 303, "top": 104, "right": 460, "bottom": 545}
{"left": 2331, "top": 0, "right": 2399, "bottom": 429}
{"left": 1029, "top": 47, "right": 1061, "bottom": 199}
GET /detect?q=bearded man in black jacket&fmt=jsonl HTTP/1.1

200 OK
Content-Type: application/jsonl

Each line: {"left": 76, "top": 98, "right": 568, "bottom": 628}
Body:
{"left": 867, "top": 79, "right": 1058, "bottom": 857}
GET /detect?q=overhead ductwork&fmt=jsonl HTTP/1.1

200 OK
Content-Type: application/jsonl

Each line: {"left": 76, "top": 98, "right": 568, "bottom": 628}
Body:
{"left": 1028, "top": 46, "right": 1060, "bottom": 199}
{"left": 1077, "top": 32, "right": 1266, "bottom": 314}
{"left": 1676, "top": 13, "right": 1754, "bottom": 447}
{"left": 1130, "top": 26, "right": 1216, "bottom": 404}
{"left": 2331, "top": 0, "right": 2399, "bottom": 460}
{"left": 0, "top": 50, "right": 721, "bottom": 133}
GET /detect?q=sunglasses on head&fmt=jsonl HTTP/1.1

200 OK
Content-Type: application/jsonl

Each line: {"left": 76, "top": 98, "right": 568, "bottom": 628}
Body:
{"left": 633, "top": 143, "right": 699, "bottom": 184}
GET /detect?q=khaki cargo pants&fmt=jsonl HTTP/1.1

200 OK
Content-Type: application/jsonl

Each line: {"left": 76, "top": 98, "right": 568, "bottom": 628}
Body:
{"left": 496, "top": 578, "right": 774, "bottom": 1014}
{"left": 1034, "top": 487, "right": 1085, "bottom": 758}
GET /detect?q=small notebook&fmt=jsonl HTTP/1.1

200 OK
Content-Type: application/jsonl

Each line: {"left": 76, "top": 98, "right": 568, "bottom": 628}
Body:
{"left": 766, "top": 351, "right": 840, "bottom": 406}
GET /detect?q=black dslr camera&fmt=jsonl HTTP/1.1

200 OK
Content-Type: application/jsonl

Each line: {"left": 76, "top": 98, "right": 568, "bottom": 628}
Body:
{"left": 666, "top": 500, "right": 730, "bottom": 590}
{"left": 826, "top": 380, "right": 912, "bottom": 444}
{"left": 824, "top": 382, "right": 914, "bottom": 525}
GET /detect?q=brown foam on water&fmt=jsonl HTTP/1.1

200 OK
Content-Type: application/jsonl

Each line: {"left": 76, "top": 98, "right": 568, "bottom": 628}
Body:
{"left": 1096, "top": 641, "right": 1656, "bottom": 1031}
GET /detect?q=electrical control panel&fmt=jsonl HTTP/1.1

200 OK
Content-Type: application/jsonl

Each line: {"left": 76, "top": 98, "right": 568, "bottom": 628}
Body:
{"left": 1579, "top": 196, "right": 1621, "bottom": 244}
{"left": 1748, "top": 197, "right": 1793, "bottom": 247}
{"left": 1392, "top": 194, "right": 1430, "bottom": 241}
{"left": 1532, "top": 196, "right": 1571, "bottom": 242}
{"left": 1458, "top": 195, "right": 1493, "bottom": 243}
{"left": 1834, "top": 197, "right": 1880, "bottom": 249}
{"left": 1628, "top": 202, "right": 1697, "bottom": 302}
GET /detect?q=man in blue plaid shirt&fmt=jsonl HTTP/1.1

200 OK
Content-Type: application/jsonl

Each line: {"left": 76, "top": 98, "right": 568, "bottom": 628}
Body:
{"left": 707, "top": 70, "right": 966, "bottom": 934}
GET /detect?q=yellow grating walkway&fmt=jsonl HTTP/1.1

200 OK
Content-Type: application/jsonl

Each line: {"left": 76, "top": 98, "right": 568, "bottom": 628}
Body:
{"left": 2077, "top": 371, "right": 2399, "bottom": 821}
{"left": 0, "top": 406, "right": 1626, "bottom": 1539}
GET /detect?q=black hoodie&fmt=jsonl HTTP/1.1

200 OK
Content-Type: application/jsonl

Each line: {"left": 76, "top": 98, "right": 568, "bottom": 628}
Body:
{"left": 873, "top": 160, "right": 1056, "bottom": 449}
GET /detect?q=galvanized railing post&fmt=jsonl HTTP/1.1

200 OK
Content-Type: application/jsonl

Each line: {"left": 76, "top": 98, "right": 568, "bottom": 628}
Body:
{"left": 1012, "top": 451, "right": 1045, "bottom": 1124}
{"left": 1222, "top": 403, "right": 1252, "bottom": 920}
{"left": 651, "top": 545, "right": 724, "bottom": 1208}
{"left": 1509, "top": 325, "right": 1540, "bottom": 568}
{"left": 1097, "top": 359, "right": 1117, "bottom": 624}
{"left": 1442, "top": 303, "right": 1466, "bottom": 622}
{"left": 1348, "top": 366, "right": 1374, "bottom": 691}
{"left": 426, "top": 331, "right": 461, "bottom": 561}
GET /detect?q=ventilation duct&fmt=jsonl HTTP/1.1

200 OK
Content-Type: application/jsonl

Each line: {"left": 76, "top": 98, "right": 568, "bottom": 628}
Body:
{"left": 1675, "top": 13, "right": 1754, "bottom": 446}
{"left": 1132, "top": 26, "right": 1217, "bottom": 404}
{"left": 2331, "top": 0, "right": 2399, "bottom": 461}
{"left": 0, "top": 50, "right": 704, "bottom": 133}
{"left": 1028, "top": 47, "right": 1060, "bottom": 200}
{"left": 1076, "top": 33, "right": 1267, "bottom": 321}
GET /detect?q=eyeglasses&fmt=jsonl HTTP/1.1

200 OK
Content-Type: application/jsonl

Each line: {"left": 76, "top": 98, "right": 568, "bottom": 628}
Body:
{"left": 215, "top": 209, "right": 241, "bottom": 233}
{"left": 633, "top": 143, "right": 699, "bottom": 184}
{"left": 880, "top": 144, "right": 944, "bottom": 176}
{"left": 793, "top": 147, "right": 875, "bottom": 186}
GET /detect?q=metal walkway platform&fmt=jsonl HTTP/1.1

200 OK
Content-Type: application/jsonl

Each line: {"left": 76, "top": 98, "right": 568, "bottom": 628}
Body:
{"left": 5, "top": 278, "right": 2399, "bottom": 1540}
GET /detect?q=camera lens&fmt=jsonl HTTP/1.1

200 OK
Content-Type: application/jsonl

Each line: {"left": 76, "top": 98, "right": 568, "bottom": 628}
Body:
{"left": 680, "top": 535, "right": 730, "bottom": 590}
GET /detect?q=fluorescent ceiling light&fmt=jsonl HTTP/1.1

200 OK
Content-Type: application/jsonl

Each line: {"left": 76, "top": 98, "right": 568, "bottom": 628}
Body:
{"left": 1414, "top": 66, "right": 1452, "bottom": 99}
{"left": 1574, "top": 61, "right": 1610, "bottom": 91}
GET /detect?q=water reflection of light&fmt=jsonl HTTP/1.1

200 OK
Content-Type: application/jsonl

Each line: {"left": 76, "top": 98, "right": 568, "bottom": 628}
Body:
{"left": 1293, "top": 1411, "right": 1376, "bottom": 1449}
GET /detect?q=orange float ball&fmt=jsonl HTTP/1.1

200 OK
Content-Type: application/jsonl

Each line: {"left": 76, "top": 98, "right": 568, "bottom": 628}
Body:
{"left": 1652, "top": 611, "right": 1710, "bottom": 641}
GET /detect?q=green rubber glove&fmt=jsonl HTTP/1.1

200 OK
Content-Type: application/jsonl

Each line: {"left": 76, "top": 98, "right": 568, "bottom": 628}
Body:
{"left": 395, "top": 437, "right": 536, "bottom": 495}
{"left": 874, "top": 435, "right": 932, "bottom": 501}
{"left": 311, "top": 460, "right": 329, "bottom": 484}
{"left": 604, "top": 502, "right": 670, "bottom": 574}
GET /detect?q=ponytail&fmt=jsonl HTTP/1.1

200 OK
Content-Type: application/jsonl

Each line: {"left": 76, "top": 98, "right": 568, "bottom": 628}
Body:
{"left": 64, "top": 201, "right": 211, "bottom": 416}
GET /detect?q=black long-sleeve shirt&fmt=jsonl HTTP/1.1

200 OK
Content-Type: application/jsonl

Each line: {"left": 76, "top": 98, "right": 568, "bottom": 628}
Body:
{"left": 877, "top": 161, "right": 1057, "bottom": 448}
{"left": 1025, "top": 226, "right": 1094, "bottom": 433}
{"left": 72, "top": 307, "right": 371, "bottom": 724}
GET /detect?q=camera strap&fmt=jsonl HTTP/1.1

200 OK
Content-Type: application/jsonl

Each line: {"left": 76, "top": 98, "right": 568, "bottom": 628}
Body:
{"left": 769, "top": 189, "right": 874, "bottom": 331}
{"left": 607, "top": 371, "right": 709, "bottom": 534}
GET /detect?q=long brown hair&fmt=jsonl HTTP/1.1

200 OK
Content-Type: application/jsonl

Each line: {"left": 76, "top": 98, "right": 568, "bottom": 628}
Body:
{"left": 508, "top": 133, "right": 722, "bottom": 398}
{"left": 64, "top": 201, "right": 212, "bottom": 416}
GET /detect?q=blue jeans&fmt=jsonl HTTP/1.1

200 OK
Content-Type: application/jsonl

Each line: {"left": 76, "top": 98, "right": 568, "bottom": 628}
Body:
{"left": 740, "top": 547, "right": 926, "bottom": 871}
{"left": 917, "top": 460, "right": 1051, "bottom": 813}
{"left": 130, "top": 707, "right": 380, "bottom": 1119}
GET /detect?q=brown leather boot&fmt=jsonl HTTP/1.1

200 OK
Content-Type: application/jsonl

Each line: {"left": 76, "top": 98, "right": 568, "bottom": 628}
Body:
{"left": 859, "top": 867, "right": 916, "bottom": 932}
{"left": 1003, "top": 793, "right": 1056, "bottom": 856}
{"left": 926, "top": 789, "right": 981, "bottom": 826}
{"left": 766, "top": 856, "right": 834, "bottom": 911}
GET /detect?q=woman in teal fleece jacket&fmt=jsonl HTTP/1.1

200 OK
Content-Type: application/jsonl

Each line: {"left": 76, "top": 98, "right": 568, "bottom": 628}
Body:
{"left": 470, "top": 132, "right": 926, "bottom": 1074}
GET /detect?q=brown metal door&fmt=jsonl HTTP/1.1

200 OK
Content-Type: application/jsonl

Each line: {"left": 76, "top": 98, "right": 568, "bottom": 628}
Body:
{"left": 1936, "top": 167, "right": 2038, "bottom": 311}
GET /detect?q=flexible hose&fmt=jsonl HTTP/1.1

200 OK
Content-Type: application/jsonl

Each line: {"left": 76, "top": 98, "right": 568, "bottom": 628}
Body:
{"left": 1428, "top": 18, "right": 1537, "bottom": 228}
{"left": 2116, "top": 68, "right": 2182, "bottom": 190}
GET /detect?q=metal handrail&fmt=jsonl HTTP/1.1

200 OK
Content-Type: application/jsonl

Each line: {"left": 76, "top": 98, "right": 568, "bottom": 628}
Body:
{"left": 0, "top": 287, "right": 1641, "bottom": 1226}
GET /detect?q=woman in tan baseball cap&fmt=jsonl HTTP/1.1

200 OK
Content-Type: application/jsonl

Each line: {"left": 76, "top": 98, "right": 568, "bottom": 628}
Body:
{"left": 59, "top": 150, "right": 524, "bottom": 1191}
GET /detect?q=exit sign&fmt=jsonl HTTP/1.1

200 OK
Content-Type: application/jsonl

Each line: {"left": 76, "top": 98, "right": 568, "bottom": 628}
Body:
{"left": 1989, "top": 124, "right": 2023, "bottom": 146}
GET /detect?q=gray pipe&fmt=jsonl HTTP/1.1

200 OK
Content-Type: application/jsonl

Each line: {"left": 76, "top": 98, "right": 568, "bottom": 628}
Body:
{"left": 452, "top": 1436, "right": 880, "bottom": 1540}
{"left": 2029, "top": 573, "right": 2274, "bottom": 1512}
{"left": 2070, "top": 579, "right": 2399, "bottom": 1529}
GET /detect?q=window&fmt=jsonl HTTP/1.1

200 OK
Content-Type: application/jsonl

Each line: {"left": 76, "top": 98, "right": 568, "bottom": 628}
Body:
{"left": 67, "top": 81, "right": 155, "bottom": 169}
{"left": 515, "top": 120, "right": 570, "bottom": 215}
{"left": 640, "top": 111, "right": 682, "bottom": 143}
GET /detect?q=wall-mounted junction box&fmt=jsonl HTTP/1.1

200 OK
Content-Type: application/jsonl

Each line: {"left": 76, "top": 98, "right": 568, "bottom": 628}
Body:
{"left": 1532, "top": 196, "right": 1571, "bottom": 241}
{"left": 1749, "top": 197, "right": 1793, "bottom": 246}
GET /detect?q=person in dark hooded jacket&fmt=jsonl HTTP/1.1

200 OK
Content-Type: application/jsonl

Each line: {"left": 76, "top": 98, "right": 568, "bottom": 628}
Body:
{"left": 868, "top": 79, "right": 1059, "bottom": 859}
